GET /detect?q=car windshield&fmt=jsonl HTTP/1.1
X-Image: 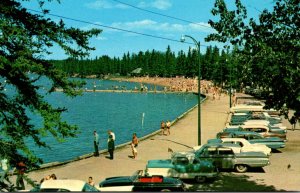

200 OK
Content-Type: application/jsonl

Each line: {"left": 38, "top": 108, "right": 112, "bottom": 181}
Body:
{"left": 249, "top": 134, "right": 263, "bottom": 139}
{"left": 130, "top": 170, "right": 143, "bottom": 181}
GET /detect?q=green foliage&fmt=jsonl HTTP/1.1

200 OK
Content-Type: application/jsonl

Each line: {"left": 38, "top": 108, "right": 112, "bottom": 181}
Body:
{"left": 0, "top": 0, "right": 101, "bottom": 175}
{"left": 206, "top": 0, "right": 300, "bottom": 116}
{"left": 53, "top": 45, "right": 232, "bottom": 84}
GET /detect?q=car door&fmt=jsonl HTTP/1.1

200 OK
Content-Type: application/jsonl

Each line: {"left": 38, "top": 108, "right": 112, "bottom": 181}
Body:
{"left": 173, "top": 157, "right": 190, "bottom": 173}
{"left": 197, "top": 147, "right": 219, "bottom": 167}
{"left": 216, "top": 147, "right": 235, "bottom": 169}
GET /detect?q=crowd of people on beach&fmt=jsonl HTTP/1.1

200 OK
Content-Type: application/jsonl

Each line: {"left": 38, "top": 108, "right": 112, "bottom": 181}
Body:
{"left": 113, "top": 76, "right": 223, "bottom": 94}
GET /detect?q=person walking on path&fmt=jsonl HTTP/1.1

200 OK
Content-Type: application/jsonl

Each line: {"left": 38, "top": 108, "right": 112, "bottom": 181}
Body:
{"left": 16, "top": 161, "right": 26, "bottom": 190}
{"left": 93, "top": 131, "right": 100, "bottom": 157}
{"left": 131, "top": 133, "right": 139, "bottom": 159}
{"left": 160, "top": 121, "right": 166, "bottom": 135}
{"left": 107, "top": 134, "right": 115, "bottom": 160}
{"left": 290, "top": 116, "right": 297, "bottom": 131}
{"left": 166, "top": 120, "right": 171, "bottom": 135}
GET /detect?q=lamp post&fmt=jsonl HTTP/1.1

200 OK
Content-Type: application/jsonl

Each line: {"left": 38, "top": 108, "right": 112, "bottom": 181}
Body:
{"left": 229, "top": 64, "right": 232, "bottom": 108}
{"left": 180, "top": 35, "right": 201, "bottom": 146}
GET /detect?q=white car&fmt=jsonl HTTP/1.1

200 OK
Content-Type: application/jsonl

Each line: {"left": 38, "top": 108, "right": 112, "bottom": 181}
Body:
{"left": 243, "top": 120, "right": 285, "bottom": 129}
{"left": 230, "top": 104, "right": 264, "bottom": 112}
{"left": 34, "top": 179, "right": 99, "bottom": 192}
{"left": 207, "top": 138, "right": 272, "bottom": 156}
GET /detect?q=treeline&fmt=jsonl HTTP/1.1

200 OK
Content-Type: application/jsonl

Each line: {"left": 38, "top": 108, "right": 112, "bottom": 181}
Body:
{"left": 52, "top": 45, "right": 237, "bottom": 87}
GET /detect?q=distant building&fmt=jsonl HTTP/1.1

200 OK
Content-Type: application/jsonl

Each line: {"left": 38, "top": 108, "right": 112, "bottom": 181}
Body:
{"left": 131, "top": 68, "right": 142, "bottom": 76}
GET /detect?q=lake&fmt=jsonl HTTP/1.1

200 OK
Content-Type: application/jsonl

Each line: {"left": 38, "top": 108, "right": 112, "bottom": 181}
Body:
{"left": 22, "top": 79, "right": 198, "bottom": 163}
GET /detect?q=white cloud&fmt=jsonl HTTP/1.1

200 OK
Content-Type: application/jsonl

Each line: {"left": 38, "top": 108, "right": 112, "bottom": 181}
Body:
{"left": 96, "top": 36, "right": 107, "bottom": 41}
{"left": 189, "top": 22, "right": 216, "bottom": 33}
{"left": 111, "top": 20, "right": 157, "bottom": 30}
{"left": 80, "top": 22, "right": 103, "bottom": 31}
{"left": 138, "top": 0, "right": 172, "bottom": 10}
{"left": 152, "top": 0, "right": 172, "bottom": 10}
{"left": 108, "top": 19, "right": 214, "bottom": 34}
{"left": 85, "top": 0, "right": 128, "bottom": 9}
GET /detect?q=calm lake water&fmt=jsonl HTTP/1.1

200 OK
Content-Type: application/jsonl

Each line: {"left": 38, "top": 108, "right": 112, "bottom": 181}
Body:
{"left": 22, "top": 79, "right": 198, "bottom": 164}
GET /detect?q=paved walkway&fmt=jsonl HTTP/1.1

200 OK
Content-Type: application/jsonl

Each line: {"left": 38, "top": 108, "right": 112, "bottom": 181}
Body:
{"left": 26, "top": 93, "right": 230, "bottom": 187}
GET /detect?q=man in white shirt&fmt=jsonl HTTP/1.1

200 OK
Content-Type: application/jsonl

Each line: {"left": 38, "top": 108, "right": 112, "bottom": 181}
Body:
{"left": 108, "top": 130, "right": 115, "bottom": 141}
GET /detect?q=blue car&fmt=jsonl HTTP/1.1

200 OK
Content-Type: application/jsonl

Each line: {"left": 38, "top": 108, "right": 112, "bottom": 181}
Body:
{"left": 216, "top": 130, "right": 285, "bottom": 149}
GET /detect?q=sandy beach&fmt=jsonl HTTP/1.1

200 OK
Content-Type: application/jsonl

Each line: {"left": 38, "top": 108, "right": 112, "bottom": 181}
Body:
{"left": 111, "top": 76, "right": 219, "bottom": 94}
{"left": 14, "top": 77, "right": 300, "bottom": 191}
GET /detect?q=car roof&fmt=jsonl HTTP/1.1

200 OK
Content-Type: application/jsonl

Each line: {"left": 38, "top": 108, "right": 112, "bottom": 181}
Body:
{"left": 244, "top": 120, "right": 269, "bottom": 124}
{"left": 203, "top": 143, "right": 240, "bottom": 148}
{"left": 233, "top": 112, "right": 249, "bottom": 116}
{"left": 241, "top": 124, "right": 268, "bottom": 129}
{"left": 172, "top": 151, "right": 195, "bottom": 158}
{"left": 221, "top": 138, "right": 248, "bottom": 143}
{"left": 40, "top": 179, "right": 86, "bottom": 191}
{"left": 231, "top": 131, "right": 261, "bottom": 135}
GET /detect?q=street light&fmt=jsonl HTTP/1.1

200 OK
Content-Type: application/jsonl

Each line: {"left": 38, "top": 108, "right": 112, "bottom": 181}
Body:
{"left": 180, "top": 35, "right": 201, "bottom": 146}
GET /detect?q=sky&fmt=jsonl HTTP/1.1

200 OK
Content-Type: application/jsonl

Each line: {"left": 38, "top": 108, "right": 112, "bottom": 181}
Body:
{"left": 21, "top": 0, "right": 275, "bottom": 59}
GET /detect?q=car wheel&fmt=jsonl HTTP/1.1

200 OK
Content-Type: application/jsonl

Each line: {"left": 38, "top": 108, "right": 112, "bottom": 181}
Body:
{"left": 160, "top": 189, "right": 171, "bottom": 192}
{"left": 195, "top": 176, "right": 206, "bottom": 183}
{"left": 235, "top": 164, "right": 248, "bottom": 173}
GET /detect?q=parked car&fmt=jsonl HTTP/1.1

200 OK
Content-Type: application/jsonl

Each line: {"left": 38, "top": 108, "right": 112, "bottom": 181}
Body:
{"left": 243, "top": 120, "right": 286, "bottom": 130}
{"left": 229, "top": 112, "right": 251, "bottom": 125}
{"left": 230, "top": 104, "right": 264, "bottom": 113}
{"left": 218, "top": 125, "right": 287, "bottom": 141}
{"left": 206, "top": 138, "right": 272, "bottom": 156}
{"left": 216, "top": 131, "right": 286, "bottom": 150}
{"left": 262, "top": 112, "right": 282, "bottom": 121}
{"left": 145, "top": 151, "right": 218, "bottom": 183}
{"left": 229, "top": 111, "right": 283, "bottom": 127}
{"left": 240, "top": 125, "right": 287, "bottom": 140}
{"left": 194, "top": 143, "right": 270, "bottom": 173}
{"left": 31, "top": 179, "right": 100, "bottom": 192}
{"left": 242, "top": 123, "right": 286, "bottom": 134}
{"left": 98, "top": 170, "right": 186, "bottom": 192}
